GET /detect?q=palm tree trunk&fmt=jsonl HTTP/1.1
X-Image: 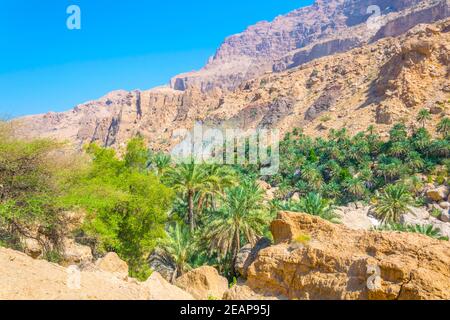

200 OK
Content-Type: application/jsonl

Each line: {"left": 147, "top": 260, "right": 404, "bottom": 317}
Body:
{"left": 171, "top": 266, "right": 178, "bottom": 284}
{"left": 231, "top": 229, "right": 241, "bottom": 275}
{"left": 188, "top": 190, "right": 195, "bottom": 232}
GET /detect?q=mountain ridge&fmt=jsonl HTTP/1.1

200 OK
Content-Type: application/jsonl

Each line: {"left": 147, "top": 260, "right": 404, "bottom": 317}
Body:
{"left": 13, "top": 0, "right": 450, "bottom": 151}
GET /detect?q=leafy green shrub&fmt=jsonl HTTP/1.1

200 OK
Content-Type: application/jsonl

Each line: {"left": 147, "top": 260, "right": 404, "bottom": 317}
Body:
{"left": 62, "top": 137, "right": 173, "bottom": 279}
{"left": 0, "top": 122, "right": 70, "bottom": 256}
{"left": 377, "top": 223, "right": 448, "bottom": 241}
{"left": 293, "top": 233, "right": 311, "bottom": 245}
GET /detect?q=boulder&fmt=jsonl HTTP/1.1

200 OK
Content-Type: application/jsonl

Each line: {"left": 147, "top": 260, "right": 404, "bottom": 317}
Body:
{"left": 256, "top": 180, "right": 271, "bottom": 191}
{"left": 143, "top": 272, "right": 194, "bottom": 300}
{"left": 148, "top": 249, "right": 176, "bottom": 282}
{"left": 0, "top": 247, "right": 151, "bottom": 300}
{"left": 223, "top": 284, "right": 280, "bottom": 300}
{"left": 95, "top": 252, "right": 129, "bottom": 280}
{"left": 290, "top": 192, "right": 301, "bottom": 202}
{"left": 246, "top": 211, "right": 450, "bottom": 300}
{"left": 335, "top": 205, "right": 378, "bottom": 230}
{"left": 235, "top": 238, "right": 271, "bottom": 278}
{"left": 439, "top": 202, "right": 450, "bottom": 210}
{"left": 175, "top": 266, "right": 228, "bottom": 300}
{"left": 426, "top": 186, "right": 450, "bottom": 202}
{"left": 440, "top": 211, "right": 450, "bottom": 223}
{"left": 23, "top": 238, "right": 43, "bottom": 259}
{"left": 401, "top": 207, "right": 450, "bottom": 238}
{"left": 62, "top": 238, "right": 93, "bottom": 266}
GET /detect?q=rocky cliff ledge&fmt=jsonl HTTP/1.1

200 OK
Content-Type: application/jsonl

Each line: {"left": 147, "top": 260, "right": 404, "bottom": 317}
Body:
{"left": 232, "top": 211, "right": 450, "bottom": 300}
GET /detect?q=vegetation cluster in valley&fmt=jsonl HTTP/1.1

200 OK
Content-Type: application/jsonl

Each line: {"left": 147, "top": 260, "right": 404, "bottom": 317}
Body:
{"left": 0, "top": 112, "right": 449, "bottom": 281}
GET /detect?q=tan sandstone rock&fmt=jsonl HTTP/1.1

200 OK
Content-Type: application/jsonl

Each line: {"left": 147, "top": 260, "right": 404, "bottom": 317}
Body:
{"left": 0, "top": 247, "right": 148, "bottom": 300}
{"left": 175, "top": 266, "right": 229, "bottom": 300}
{"left": 246, "top": 211, "right": 450, "bottom": 300}
{"left": 62, "top": 238, "right": 93, "bottom": 266}
{"left": 95, "top": 252, "right": 129, "bottom": 280}
{"left": 0, "top": 247, "right": 196, "bottom": 300}
{"left": 427, "top": 186, "right": 450, "bottom": 202}
{"left": 143, "top": 272, "right": 194, "bottom": 300}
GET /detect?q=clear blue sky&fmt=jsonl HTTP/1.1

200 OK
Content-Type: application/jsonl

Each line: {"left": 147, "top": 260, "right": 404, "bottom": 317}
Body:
{"left": 0, "top": 0, "right": 313, "bottom": 117}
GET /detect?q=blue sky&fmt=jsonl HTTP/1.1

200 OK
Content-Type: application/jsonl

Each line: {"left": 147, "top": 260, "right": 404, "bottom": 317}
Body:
{"left": 0, "top": 0, "right": 313, "bottom": 117}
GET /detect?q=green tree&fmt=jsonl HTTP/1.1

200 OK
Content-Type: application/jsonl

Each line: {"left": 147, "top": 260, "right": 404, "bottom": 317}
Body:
{"left": 157, "top": 223, "right": 196, "bottom": 282}
{"left": 63, "top": 141, "right": 173, "bottom": 279}
{"left": 374, "top": 184, "right": 413, "bottom": 224}
{"left": 0, "top": 122, "right": 69, "bottom": 255}
{"left": 298, "top": 193, "right": 339, "bottom": 222}
{"left": 204, "top": 181, "right": 270, "bottom": 275}
{"left": 416, "top": 109, "right": 431, "bottom": 128}
{"left": 151, "top": 152, "right": 172, "bottom": 176}
{"left": 437, "top": 117, "right": 450, "bottom": 138}
{"left": 164, "top": 161, "right": 236, "bottom": 231}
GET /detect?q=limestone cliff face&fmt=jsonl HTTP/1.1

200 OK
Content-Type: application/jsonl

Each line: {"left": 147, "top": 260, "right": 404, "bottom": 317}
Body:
{"left": 14, "top": 18, "right": 450, "bottom": 150}
{"left": 238, "top": 212, "right": 450, "bottom": 300}
{"left": 170, "top": 0, "right": 449, "bottom": 91}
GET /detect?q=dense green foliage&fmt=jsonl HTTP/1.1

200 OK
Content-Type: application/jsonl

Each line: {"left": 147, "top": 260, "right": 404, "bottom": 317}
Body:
{"left": 62, "top": 137, "right": 173, "bottom": 279}
{"left": 0, "top": 122, "right": 68, "bottom": 255}
{"left": 252, "top": 123, "right": 449, "bottom": 212}
{"left": 1, "top": 114, "right": 449, "bottom": 282}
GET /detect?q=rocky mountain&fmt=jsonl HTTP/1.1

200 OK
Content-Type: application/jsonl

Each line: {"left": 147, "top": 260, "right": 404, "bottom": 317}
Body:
{"left": 170, "top": 0, "right": 449, "bottom": 91}
{"left": 14, "top": 16, "right": 450, "bottom": 151}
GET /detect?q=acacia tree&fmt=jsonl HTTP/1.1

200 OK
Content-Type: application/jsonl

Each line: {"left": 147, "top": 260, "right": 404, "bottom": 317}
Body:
{"left": 0, "top": 122, "right": 69, "bottom": 257}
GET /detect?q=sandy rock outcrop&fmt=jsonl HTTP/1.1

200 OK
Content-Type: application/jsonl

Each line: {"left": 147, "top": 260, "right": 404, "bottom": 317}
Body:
{"left": 0, "top": 247, "right": 145, "bottom": 300}
{"left": 143, "top": 272, "right": 194, "bottom": 300}
{"left": 243, "top": 211, "right": 450, "bottom": 300}
{"left": 61, "top": 238, "right": 93, "bottom": 266}
{"left": 235, "top": 238, "right": 271, "bottom": 278}
{"left": 223, "top": 283, "right": 281, "bottom": 300}
{"left": 95, "top": 252, "right": 129, "bottom": 280}
{"left": 427, "top": 185, "right": 450, "bottom": 202}
{"left": 175, "top": 266, "right": 229, "bottom": 300}
{"left": 0, "top": 247, "right": 195, "bottom": 300}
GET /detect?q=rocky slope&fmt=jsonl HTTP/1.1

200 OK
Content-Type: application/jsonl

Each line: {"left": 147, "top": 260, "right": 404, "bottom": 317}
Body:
{"left": 0, "top": 247, "right": 193, "bottom": 300}
{"left": 14, "top": 17, "right": 450, "bottom": 150}
{"left": 230, "top": 211, "right": 450, "bottom": 300}
{"left": 170, "top": 0, "right": 449, "bottom": 92}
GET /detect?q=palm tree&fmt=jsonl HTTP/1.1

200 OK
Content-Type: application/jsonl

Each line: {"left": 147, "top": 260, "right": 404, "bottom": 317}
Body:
{"left": 204, "top": 181, "right": 270, "bottom": 275}
{"left": 437, "top": 117, "right": 450, "bottom": 138}
{"left": 374, "top": 184, "right": 413, "bottom": 223}
{"left": 300, "top": 163, "right": 323, "bottom": 189}
{"left": 164, "top": 161, "right": 236, "bottom": 231}
{"left": 298, "top": 193, "right": 339, "bottom": 222}
{"left": 411, "top": 128, "right": 431, "bottom": 151}
{"left": 389, "top": 123, "right": 408, "bottom": 142}
{"left": 416, "top": 109, "right": 431, "bottom": 128}
{"left": 197, "top": 164, "right": 237, "bottom": 211}
{"left": 344, "top": 177, "right": 366, "bottom": 199}
{"left": 151, "top": 152, "right": 172, "bottom": 176}
{"left": 164, "top": 161, "right": 213, "bottom": 231}
{"left": 157, "top": 223, "right": 196, "bottom": 282}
